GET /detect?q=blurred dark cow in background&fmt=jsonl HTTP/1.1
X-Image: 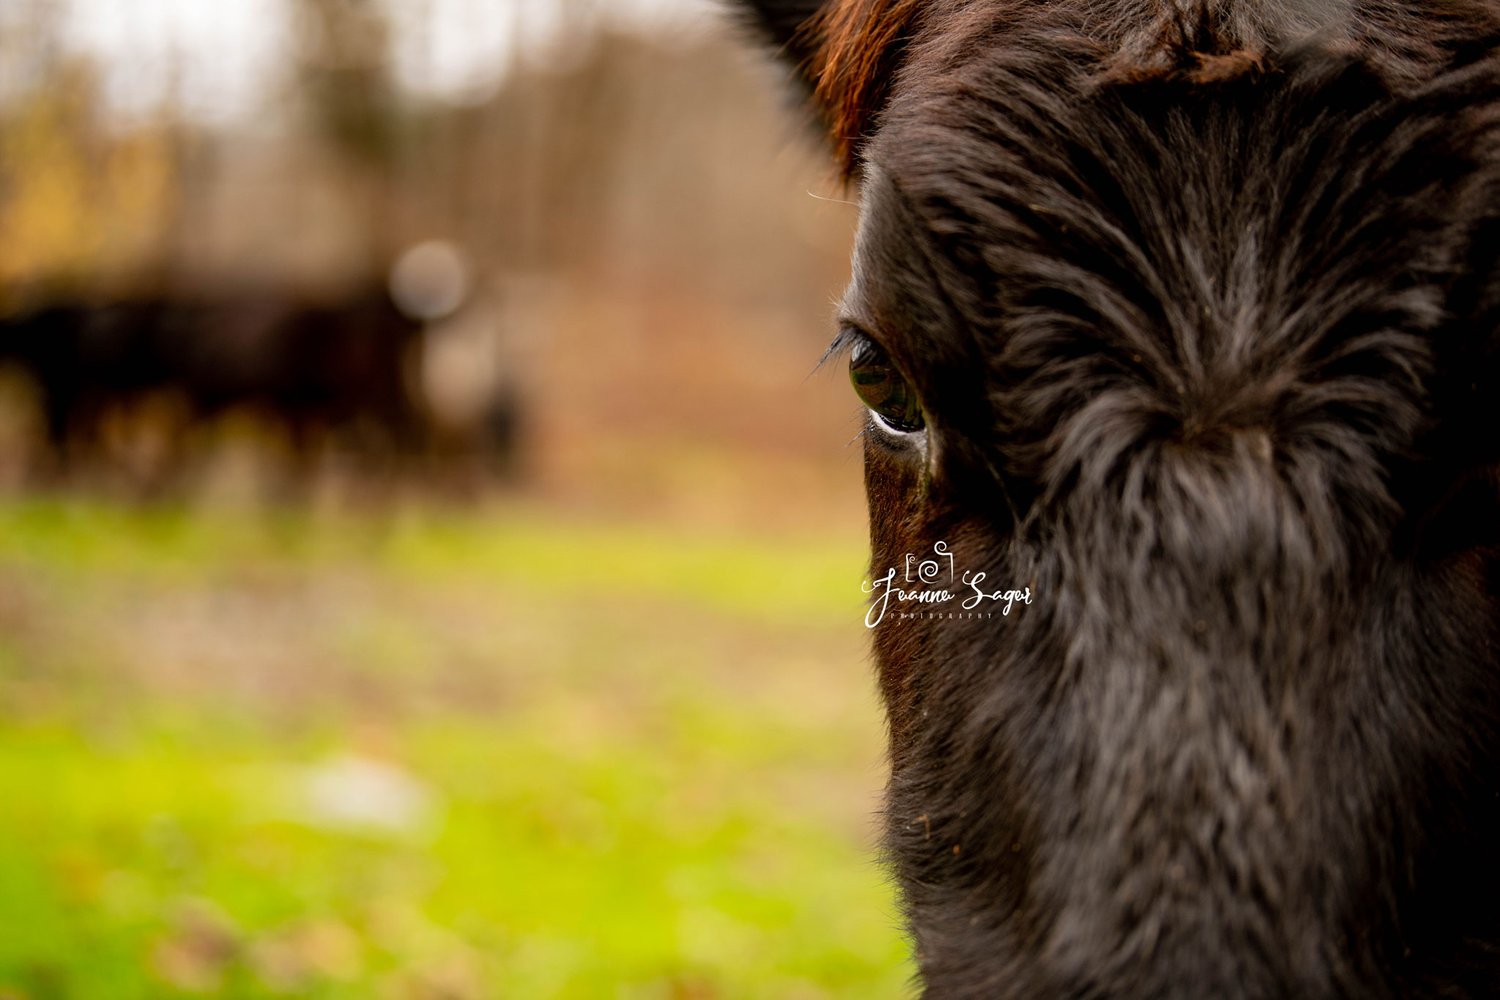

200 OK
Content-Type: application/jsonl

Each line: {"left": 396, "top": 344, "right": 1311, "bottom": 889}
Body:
{"left": 739, "top": 0, "right": 1500, "bottom": 995}
{"left": 2, "top": 288, "right": 423, "bottom": 466}
{"left": 0, "top": 243, "right": 520, "bottom": 494}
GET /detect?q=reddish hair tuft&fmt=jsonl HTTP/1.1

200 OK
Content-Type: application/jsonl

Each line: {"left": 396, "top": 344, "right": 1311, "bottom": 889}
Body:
{"left": 806, "top": 0, "right": 927, "bottom": 177}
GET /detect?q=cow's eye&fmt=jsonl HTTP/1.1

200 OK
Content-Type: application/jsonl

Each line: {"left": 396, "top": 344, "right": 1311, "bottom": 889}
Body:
{"left": 850, "top": 335, "right": 925, "bottom": 434}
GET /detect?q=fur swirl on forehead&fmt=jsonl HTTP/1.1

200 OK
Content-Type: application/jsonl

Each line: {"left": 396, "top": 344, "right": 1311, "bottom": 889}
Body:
{"left": 804, "top": 0, "right": 1497, "bottom": 176}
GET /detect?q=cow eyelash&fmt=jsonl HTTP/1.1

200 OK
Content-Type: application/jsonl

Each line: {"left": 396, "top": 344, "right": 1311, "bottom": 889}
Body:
{"left": 825, "top": 326, "right": 927, "bottom": 439}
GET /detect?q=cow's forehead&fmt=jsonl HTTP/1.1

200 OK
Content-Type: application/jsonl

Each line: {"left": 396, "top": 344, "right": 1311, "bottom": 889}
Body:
{"left": 873, "top": 50, "right": 1331, "bottom": 188}
{"left": 860, "top": 42, "right": 1492, "bottom": 292}
{"left": 846, "top": 39, "right": 1499, "bottom": 471}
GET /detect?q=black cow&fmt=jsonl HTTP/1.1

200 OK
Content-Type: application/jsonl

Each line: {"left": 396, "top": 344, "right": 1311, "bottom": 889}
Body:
{"left": 0, "top": 287, "right": 429, "bottom": 481}
{"left": 738, "top": 0, "right": 1500, "bottom": 995}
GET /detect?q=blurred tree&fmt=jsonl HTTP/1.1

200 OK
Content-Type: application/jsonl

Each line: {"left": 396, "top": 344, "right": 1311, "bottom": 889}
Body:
{"left": 289, "top": 0, "right": 403, "bottom": 273}
{"left": 0, "top": 61, "right": 102, "bottom": 298}
{"left": 0, "top": 4, "right": 184, "bottom": 308}
{"left": 293, "top": 0, "right": 399, "bottom": 164}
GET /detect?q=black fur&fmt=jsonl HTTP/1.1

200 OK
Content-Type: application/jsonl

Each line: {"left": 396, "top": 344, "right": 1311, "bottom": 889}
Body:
{"left": 736, "top": 0, "right": 1500, "bottom": 996}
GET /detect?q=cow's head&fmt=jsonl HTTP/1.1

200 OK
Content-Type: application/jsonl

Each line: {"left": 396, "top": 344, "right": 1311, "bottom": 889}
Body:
{"left": 736, "top": 0, "right": 1500, "bottom": 994}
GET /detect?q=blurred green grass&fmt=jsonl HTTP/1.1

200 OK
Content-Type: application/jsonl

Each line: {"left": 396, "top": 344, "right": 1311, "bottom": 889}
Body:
{"left": 0, "top": 498, "right": 911, "bottom": 999}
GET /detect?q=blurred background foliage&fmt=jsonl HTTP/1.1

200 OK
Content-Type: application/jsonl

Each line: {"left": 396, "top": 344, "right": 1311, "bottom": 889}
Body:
{"left": 0, "top": 0, "right": 908, "bottom": 996}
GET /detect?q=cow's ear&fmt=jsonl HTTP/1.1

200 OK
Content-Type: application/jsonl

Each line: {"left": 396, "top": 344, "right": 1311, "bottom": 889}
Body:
{"left": 732, "top": 1, "right": 827, "bottom": 91}
{"left": 732, "top": 0, "right": 924, "bottom": 178}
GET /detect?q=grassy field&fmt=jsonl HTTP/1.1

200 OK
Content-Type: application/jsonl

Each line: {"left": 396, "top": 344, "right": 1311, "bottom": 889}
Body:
{"left": 0, "top": 497, "right": 911, "bottom": 998}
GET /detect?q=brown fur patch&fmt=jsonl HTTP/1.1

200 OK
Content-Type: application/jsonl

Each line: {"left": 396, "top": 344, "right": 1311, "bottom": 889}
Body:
{"left": 806, "top": 0, "right": 928, "bottom": 176}
{"left": 1106, "top": 46, "right": 1269, "bottom": 85}
{"left": 1102, "top": 3, "right": 1268, "bottom": 84}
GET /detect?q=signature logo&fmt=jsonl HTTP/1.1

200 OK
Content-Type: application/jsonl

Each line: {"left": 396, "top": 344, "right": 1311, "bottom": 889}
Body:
{"left": 862, "top": 540, "right": 1033, "bottom": 629}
